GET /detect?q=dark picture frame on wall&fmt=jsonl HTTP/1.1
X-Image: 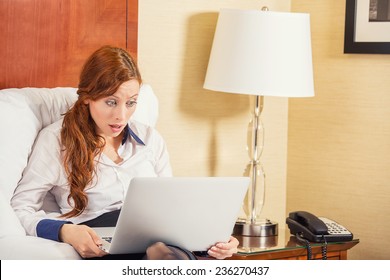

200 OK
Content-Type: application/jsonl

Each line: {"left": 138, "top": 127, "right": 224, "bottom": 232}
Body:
{"left": 344, "top": 0, "right": 390, "bottom": 54}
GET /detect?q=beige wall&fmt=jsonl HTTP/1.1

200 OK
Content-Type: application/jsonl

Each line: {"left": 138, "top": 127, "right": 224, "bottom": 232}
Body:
{"left": 289, "top": 0, "right": 390, "bottom": 259}
{"left": 138, "top": 0, "right": 291, "bottom": 228}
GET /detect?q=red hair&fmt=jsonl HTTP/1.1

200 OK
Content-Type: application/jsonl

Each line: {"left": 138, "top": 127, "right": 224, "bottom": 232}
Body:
{"left": 60, "top": 46, "right": 142, "bottom": 218}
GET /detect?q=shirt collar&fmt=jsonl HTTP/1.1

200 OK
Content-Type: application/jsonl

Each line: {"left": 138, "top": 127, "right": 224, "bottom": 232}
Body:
{"left": 122, "top": 124, "right": 145, "bottom": 146}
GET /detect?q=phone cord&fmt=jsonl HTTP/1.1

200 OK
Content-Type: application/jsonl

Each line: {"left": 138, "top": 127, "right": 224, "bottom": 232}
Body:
{"left": 295, "top": 233, "right": 312, "bottom": 260}
{"left": 321, "top": 235, "right": 328, "bottom": 260}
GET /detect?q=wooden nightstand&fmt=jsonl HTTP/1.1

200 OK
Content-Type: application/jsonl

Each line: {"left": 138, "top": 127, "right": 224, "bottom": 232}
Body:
{"left": 228, "top": 228, "right": 359, "bottom": 260}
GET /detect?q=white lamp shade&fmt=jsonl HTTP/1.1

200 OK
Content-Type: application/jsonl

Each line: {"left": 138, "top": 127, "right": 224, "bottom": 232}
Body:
{"left": 204, "top": 9, "right": 315, "bottom": 97}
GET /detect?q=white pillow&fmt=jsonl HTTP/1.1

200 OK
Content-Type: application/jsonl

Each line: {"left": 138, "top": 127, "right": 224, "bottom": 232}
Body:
{"left": 0, "top": 235, "right": 81, "bottom": 259}
{"left": 0, "top": 88, "right": 78, "bottom": 201}
{"left": 0, "top": 189, "right": 26, "bottom": 238}
{"left": 132, "top": 84, "right": 159, "bottom": 127}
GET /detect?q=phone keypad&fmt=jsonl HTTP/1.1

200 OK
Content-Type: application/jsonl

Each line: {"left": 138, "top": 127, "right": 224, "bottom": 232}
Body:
{"left": 319, "top": 217, "right": 352, "bottom": 235}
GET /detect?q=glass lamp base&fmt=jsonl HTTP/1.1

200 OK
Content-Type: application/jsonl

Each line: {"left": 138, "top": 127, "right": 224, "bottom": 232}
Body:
{"left": 233, "top": 219, "right": 278, "bottom": 237}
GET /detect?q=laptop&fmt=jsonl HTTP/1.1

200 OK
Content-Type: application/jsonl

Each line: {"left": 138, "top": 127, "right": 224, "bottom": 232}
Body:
{"left": 93, "top": 176, "right": 249, "bottom": 254}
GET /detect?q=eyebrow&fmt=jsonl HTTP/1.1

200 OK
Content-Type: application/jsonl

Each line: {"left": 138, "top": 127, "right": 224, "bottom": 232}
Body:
{"left": 110, "top": 94, "right": 138, "bottom": 99}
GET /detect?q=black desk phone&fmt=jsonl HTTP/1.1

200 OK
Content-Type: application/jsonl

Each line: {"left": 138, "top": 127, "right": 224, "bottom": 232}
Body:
{"left": 286, "top": 211, "right": 353, "bottom": 243}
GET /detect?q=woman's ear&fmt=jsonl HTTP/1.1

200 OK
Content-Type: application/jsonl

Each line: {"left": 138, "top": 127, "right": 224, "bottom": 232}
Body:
{"left": 83, "top": 99, "right": 90, "bottom": 105}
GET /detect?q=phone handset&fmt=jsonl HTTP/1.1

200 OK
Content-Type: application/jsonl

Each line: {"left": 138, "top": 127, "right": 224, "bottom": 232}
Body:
{"left": 286, "top": 211, "right": 353, "bottom": 243}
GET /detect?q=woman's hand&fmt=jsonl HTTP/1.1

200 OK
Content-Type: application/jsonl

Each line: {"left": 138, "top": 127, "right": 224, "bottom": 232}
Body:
{"left": 207, "top": 236, "right": 239, "bottom": 259}
{"left": 59, "top": 224, "right": 108, "bottom": 258}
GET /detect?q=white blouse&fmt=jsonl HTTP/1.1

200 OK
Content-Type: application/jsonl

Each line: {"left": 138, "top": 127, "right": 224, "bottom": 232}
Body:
{"left": 11, "top": 118, "right": 172, "bottom": 237}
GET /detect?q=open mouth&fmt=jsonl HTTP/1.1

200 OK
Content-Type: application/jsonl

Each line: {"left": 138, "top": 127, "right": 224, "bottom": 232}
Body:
{"left": 109, "top": 124, "right": 122, "bottom": 129}
{"left": 109, "top": 124, "right": 123, "bottom": 132}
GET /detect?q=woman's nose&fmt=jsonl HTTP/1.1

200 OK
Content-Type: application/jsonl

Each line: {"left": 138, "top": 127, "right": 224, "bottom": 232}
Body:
{"left": 115, "top": 105, "right": 127, "bottom": 121}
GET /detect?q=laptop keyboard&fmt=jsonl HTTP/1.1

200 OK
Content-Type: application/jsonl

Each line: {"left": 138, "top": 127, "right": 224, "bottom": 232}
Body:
{"left": 102, "top": 237, "right": 112, "bottom": 243}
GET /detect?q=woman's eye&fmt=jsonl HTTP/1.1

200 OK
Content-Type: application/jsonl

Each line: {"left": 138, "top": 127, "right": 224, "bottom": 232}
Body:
{"left": 106, "top": 100, "right": 117, "bottom": 107}
{"left": 127, "top": 100, "right": 137, "bottom": 107}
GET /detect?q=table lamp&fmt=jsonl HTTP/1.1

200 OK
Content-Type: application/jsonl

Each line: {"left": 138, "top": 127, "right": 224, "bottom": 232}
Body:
{"left": 204, "top": 8, "right": 315, "bottom": 236}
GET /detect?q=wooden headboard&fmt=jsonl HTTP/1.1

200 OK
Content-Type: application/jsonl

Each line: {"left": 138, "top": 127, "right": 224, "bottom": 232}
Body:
{"left": 0, "top": 0, "right": 138, "bottom": 89}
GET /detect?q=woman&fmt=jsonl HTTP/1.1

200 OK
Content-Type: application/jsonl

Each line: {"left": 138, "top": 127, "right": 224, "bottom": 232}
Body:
{"left": 11, "top": 45, "right": 238, "bottom": 259}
